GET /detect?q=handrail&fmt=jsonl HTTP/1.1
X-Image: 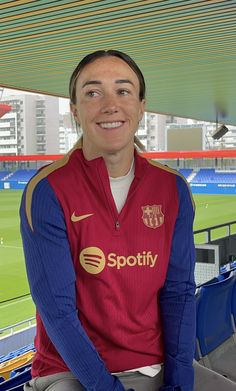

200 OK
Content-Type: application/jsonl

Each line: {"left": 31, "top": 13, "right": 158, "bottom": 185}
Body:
{"left": 0, "top": 317, "right": 36, "bottom": 337}
{"left": 194, "top": 220, "right": 236, "bottom": 243}
{"left": 194, "top": 220, "right": 236, "bottom": 235}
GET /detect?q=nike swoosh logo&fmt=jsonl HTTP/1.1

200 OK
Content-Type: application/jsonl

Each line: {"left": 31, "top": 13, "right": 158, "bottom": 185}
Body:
{"left": 71, "top": 212, "right": 94, "bottom": 222}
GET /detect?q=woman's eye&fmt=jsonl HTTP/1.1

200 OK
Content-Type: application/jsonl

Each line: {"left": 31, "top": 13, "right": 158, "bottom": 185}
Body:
{"left": 86, "top": 91, "right": 99, "bottom": 97}
{"left": 118, "top": 89, "right": 130, "bottom": 96}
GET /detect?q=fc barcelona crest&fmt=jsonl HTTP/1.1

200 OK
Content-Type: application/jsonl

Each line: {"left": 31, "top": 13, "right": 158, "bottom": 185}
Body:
{"left": 142, "top": 205, "right": 164, "bottom": 229}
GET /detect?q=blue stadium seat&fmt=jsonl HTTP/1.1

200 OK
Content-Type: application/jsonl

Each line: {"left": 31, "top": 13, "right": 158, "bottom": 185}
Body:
{"left": 0, "top": 368, "right": 31, "bottom": 391}
{"left": 192, "top": 168, "right": 236, "bottom": 184}
{"left": 10, "top": 363, "right": 31, "bottom": 379}
{"left": 7, "top": 384, "right": 24, "bottom": 391}
{"left": 0, "top": 171, "right": 9, "bottom": 181}
{"left": 232, "top": 272, "right": 236, "bottom": 330}
{"left": 178, "top": 168, "right": 193, "bottom": 179}
{"left": 0, "top": 344, "right": 35, "bottom": 364}
{"left": 196, "top": 273, "right": 236, "bottom": 381}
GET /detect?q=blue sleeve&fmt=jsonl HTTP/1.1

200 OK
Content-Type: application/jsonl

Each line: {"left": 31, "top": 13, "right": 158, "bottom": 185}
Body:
{"left": 20, "top": 178, "right": 133, "bottom": 391}
{"left": 159, "top": 175, "right": 196, "bottom": 391}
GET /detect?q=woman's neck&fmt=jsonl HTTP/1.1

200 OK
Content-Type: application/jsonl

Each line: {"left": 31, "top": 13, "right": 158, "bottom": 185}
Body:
{"left": 104, "top": 151, "right": 134, "bottom": 178}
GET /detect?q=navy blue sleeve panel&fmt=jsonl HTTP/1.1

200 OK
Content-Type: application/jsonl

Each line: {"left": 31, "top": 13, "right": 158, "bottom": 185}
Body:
{"left": 20, "top": 178, "right": 127, "bottom": 391}
{"left": 159, "top": 175, "right": 196, "bottom": 391}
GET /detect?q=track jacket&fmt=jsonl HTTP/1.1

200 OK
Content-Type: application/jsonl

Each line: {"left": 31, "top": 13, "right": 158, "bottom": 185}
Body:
{"left": 20, "top": 144, "right": 196, "bottom": 391}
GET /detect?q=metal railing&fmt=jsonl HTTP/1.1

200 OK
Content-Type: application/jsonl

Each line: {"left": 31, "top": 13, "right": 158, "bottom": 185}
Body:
{"left": 0, "top": 317, "right": 36, "bottom": 337}
{"left": 194, "top": 220, "right": 236, "bottom": 243}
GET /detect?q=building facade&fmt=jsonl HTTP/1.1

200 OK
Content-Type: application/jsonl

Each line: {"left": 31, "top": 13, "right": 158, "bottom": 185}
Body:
{"left": 0, "top": 94, "right": 59, "bottom": 155}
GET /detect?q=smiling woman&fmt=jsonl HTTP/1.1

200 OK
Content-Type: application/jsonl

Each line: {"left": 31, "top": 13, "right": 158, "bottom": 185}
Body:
{"left": 20, "top": 50, "right": 236, "bottom": 391}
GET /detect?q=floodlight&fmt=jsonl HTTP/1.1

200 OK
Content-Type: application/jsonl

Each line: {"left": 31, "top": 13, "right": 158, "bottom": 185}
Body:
{"left": 212, "top": 124, "right": 229, "bottom": 140}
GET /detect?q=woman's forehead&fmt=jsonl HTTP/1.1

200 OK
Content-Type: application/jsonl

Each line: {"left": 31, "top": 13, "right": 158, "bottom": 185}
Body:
{"left": 76, "top": 56, "right": 140, "bottom": 87}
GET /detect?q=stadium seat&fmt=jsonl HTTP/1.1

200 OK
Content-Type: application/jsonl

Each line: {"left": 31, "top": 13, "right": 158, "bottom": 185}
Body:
{"left": 0, "top": 368, "right": 31, "bottom": 391}
{"left": 6, "top": 384, "right": 25, "bottom": 391}
{"left": 0, "top": 344, "right": 35, "bottom": 364}
{"left": 232, "top": 272, "right": 236, "bottom": 330}
{"left": 191, "top": 168, "right": 236, "bottom": 184}
{"left": 196, "top": 273, "right": 236, "bottom": 381}
{"left": 0, "top": 351, "right": 34, "bottom": 380}
{"left": 10, "top": 363, "right": 31, "bottom": 378}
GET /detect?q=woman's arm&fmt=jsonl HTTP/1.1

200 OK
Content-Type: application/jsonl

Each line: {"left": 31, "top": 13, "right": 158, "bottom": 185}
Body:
{"left": 159, "top": 175, "right": 196, "bottom": 391}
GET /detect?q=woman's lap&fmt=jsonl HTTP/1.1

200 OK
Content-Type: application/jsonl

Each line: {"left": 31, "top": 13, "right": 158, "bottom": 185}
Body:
{"left": 24, "top": 363, "right": 236, "bottom": 391}
{"left": 23, "top": 370, "right": 163, "bottom": 391}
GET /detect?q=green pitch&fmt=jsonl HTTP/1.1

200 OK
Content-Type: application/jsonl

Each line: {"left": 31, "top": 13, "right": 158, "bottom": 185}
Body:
{"left": 0, "top": 190, "right": 236, "bottom": 328}
{"left": 0, "top": 190, "right": 35, "bottom": 329}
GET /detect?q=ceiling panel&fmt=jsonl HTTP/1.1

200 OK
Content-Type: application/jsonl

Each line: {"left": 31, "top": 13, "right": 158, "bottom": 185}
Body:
{"left": 0, "top": 0, "right": 235, "bottom": 124}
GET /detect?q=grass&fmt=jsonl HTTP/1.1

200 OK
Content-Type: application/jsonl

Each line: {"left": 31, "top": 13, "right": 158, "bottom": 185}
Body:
{"left": 0, "top": 190, "right": 236, "bottom": 329}
{"left": 0, "top": 190, "right": 35, "bottom": 329}
{"left": 193, "top": 194, "right": 236, "bottom": 243}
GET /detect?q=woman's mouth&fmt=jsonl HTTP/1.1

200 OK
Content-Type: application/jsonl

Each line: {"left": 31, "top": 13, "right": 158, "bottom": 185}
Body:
{"left": 98, "top": 121, "right": 124, "bottom": 129}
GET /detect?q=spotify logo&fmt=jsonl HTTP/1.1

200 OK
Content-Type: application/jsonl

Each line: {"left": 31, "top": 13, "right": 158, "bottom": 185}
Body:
{"left": 79, "top": 247, "right": 158, "bottom": 274}
{"left": 79, "top": 247, "right": 106, "bottom": 274}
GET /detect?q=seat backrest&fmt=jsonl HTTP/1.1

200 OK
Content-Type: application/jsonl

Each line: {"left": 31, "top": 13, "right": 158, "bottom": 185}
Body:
{"left": 0, "top": 368, "right": 31, "bottom": 391}
{"left": 231, "top": 272, "right": 236, "bottom": 329}
{"left": 8, "top": 384, "right": 25, "bottom": 391}
{"left": 196, "top": 274, "right": 235, "bottom": 356}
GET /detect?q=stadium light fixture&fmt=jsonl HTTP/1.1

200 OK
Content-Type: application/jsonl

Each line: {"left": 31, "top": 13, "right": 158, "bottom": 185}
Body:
{"left": 212, "top": 124, "right": 229, "bottom": 140}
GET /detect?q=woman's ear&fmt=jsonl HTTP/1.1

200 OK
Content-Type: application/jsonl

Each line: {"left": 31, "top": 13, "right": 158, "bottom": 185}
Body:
{"left": 139, "top": 99, "right": 146, "bottom": 121}
{"left": 70, "top": 103, "right": 80, "bottom": 125}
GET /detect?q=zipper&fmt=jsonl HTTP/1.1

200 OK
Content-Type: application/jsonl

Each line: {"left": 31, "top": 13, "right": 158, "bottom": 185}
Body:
{"left": 115, "top": 220, "right": 120, "bottom": 230}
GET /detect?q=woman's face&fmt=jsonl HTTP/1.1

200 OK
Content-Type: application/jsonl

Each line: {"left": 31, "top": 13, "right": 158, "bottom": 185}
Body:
{"left": 71, "top": 56, "right": 145, "bottom": 160}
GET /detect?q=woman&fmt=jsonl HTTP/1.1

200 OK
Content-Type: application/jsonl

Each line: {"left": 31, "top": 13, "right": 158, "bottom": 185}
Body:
{"left": 20, "top": 50, "right": 236, "bottom": 391}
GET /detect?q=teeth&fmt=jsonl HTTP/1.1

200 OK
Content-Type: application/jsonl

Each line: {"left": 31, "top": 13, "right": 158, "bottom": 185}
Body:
{"left": 99, "top": 122, "right": 122, "bottom": 129}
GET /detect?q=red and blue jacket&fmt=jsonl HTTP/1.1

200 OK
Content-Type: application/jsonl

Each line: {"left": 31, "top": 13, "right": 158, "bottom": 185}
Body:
{"left": 20, "top": 144, "right": 196, "bottom": 391}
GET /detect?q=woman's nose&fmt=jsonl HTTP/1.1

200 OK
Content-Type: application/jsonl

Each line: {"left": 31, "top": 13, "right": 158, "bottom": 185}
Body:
{"left": 101, "top": 95, "right": 119, "bottom": 114}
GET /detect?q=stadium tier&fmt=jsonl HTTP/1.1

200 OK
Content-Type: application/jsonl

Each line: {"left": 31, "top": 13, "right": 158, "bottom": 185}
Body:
{"left": 193, "top": 169, "right": 236, "bottom": 183}
{"left": 0, "top": 170, "right": 37, "bottom": 189}
{"left": 178, "top": 168, "right": 193, "bottom": 178}
{"left": 0, "top": 172, "right": 10, "bottom": 181}
{"left": 0, "top": 168, "right": 236, "bottom": 187}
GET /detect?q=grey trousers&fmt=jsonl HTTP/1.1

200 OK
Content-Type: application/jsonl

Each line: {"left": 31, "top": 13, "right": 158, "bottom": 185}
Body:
{"left": 24, "top": 370, "right": 163, "bottom": 391}
{"left": 24, "top": 361, "right": 236, "bottom": 391}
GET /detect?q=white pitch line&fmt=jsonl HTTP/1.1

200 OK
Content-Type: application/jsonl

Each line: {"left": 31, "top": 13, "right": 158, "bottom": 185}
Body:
{"left": 0, "top": 296, "right": 32, "bottom": 309}
{"left": 0, "top": 245, "right": 22, "bottom": 249}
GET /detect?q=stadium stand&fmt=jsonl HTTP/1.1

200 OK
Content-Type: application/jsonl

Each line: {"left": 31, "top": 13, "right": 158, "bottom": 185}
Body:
{"left": 4, "top": 170, "right": 37, "bottom": 182}
{"left": 0, "top": 377, "right": 28, "bottom": 391}
{"left": 2, "top": 167, "right": 236, "bottom": 186}
{"left": 0, "top": 367, "right": 31, "bottom": 390}
{"left": 0, "top": 351, "right": 34, "bottom": 380}
{"left": 178, "top": 168, "right": 193, "bottom": 179}
{"left": 6, "top": 385, "right": 25, "bottom": 391}
{"left": 0, "top": 172, "right": 10, "bottom": 181}
{"left": 0, "top": 345, "right": 35, "bottom": 365}
{"left": 0, "top": 368, "right": 31, "bottom": 390}
{"left": 193, "top": 169, "right": 236, "bottom": 183}
{"left": 196, "top": 272, "right": 236, "bottom": 382}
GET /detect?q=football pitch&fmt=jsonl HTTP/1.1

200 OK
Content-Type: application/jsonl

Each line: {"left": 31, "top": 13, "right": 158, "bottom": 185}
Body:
{"left": 0, "top": 189, "right": 236, "bottom": 328}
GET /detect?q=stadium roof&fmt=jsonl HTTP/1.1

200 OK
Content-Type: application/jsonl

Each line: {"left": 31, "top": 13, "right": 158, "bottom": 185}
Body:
{"left": 0, "top": 0, "right": 236, "bottom": 125}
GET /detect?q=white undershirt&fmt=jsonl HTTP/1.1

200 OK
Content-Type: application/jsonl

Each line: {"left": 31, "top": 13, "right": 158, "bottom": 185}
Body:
{"left": 109, "top": 159, "right": 135, "bottom": 213}
{"left": 109, "top": 161, "right": 162, "bottom": 377}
